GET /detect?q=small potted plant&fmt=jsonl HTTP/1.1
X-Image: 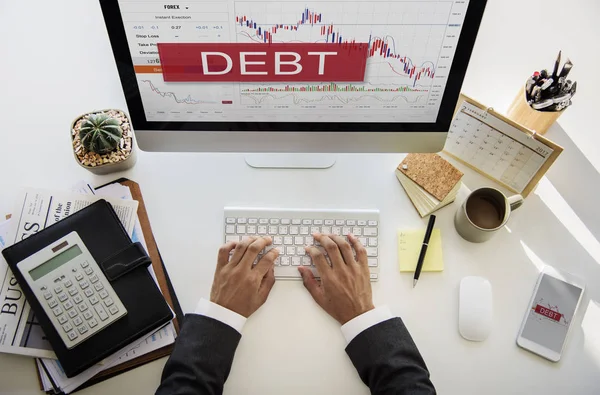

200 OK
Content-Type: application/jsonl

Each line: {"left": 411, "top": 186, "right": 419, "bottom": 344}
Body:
{"left": 71, "top": 109, "right": 137, "bottom": 175}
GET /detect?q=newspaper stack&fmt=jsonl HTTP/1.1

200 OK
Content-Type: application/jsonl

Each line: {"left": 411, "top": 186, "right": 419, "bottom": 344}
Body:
{"left": 0, "top": 181, "right": 176, "bottom": 394}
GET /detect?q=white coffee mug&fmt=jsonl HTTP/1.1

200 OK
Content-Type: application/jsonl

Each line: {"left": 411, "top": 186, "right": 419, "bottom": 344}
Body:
{"left": 454, "top": 187, "right": 523, "bottom": 243}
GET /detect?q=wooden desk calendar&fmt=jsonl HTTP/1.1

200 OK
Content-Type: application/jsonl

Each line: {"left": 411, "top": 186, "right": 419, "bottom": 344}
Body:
{"left": 443, "top": 94, "right": 563, "bottom": 197}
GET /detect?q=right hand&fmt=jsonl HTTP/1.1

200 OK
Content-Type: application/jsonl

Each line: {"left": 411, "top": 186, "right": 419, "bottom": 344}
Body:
{"left": 298, "top": 233, "right": 374, "bottom": 325}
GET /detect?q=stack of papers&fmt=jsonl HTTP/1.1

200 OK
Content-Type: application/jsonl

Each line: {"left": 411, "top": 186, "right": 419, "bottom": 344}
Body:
{"left": 395, "top": 154, "right": 464, "bottom": 217}
{"left": 0, "top": 181, "right": 176, "bottom": 394}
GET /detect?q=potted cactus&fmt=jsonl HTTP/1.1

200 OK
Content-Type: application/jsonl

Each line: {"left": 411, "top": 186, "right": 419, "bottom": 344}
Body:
{"left": 71, "top": 109, "right": 137, "bottom": 175}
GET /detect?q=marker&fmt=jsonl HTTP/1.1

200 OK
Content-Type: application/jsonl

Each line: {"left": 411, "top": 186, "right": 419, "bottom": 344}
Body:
{"left": 552, "top": 50, "right": 562, "bottom": 79}
{"left": 413, "top": 215, "right": 436, "bottom": 288}
{"left": 558, "top": 59, "right": 573, "bottom": 79}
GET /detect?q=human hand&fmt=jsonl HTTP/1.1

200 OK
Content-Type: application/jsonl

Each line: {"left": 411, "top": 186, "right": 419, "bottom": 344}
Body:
{"left": 298, "top": 233, "right": 374, "bottom": 325}
{"left": 210, "top": 236, "right": 278, "bottom": 318}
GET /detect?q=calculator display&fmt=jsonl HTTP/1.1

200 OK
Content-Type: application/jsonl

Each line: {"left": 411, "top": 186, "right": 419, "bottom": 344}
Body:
{"left": 29, "top": 245, "right": 83, "bottom": 281}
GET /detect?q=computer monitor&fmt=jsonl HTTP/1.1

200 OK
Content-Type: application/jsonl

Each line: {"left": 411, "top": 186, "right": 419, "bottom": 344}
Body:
{"left": 100, "top": 0, "right": 487, "bottom": 167}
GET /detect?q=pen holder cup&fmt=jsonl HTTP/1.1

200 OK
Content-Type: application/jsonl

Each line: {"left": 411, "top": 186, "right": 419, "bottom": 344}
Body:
{"left": 506, "top": 86, "right": 565, "bottom": 135}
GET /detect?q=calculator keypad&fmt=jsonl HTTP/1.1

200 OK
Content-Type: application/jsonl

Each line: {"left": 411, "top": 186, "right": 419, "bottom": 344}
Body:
{"left": 38, "top": 258, "right": 126, "bottom": 349}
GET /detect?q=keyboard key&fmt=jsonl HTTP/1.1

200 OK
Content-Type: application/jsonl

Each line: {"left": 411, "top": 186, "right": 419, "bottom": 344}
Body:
{"left": 291, "top": 257, "right": 302, "bottom": 266}
{"left": 237, "top": 218, "right": 247, "bottom": 224}
{"left": 273, "top": 236, "right": 283, "bottom": 245}
{"left": 286, "top": 246, "right": 296, "bottom": 255}
{"left": 358, "top": 220, "right": 367, "bottom": 226}
{"left": 83, "top": 289, "right": 93, "bottom": 298}
{"left": 62, "top": 322, "right": 73, "bottom": 333}
{"left": 64, "top": 280, "right": 73, "bottom": 288}
{"left": 83, "top": 310, "right": 93, "bottom": 320}
{"left": 78, "top": 303, "right": 88, "bottom": 312}
{"left": 292, "top": 219, "right": 302, "bottom": 225}
{"left": 248, "top": 218, "right": 258, "bottom": 224}
{"left": 358, "top": 237, "right": 368, "bottom": 245}
{"left": 321, "top": 226, "right": 331, "bottom": 234}
{"left": 346, "top": 220, "right": 356, "bottom": 226}
{"left": 342, "top": 227, "right": 351, "bottom": 235}
{"left": 95, "top": 305, "right": 109, "bottom": 321}
{"left": 226, "top": 217, "right": 236, "bottom": 224}
{"left": 68, "top": 309, "right": 78, "bottom": 318}
{"left": 278, "top": 226, "right": 288, "bottom": 235}
{"left": 352, "top": 227, "right": 362, "bottom": 236}
{"left": 99, "top": 289, "right": 109, "bottom": 299}
{"left": 268, "top": 226, "right": 278, "bottom": 235}
{"left": 305, "top": 236, "right": 314, "bottom": 246}
{"left": 54, "top": 286, "right": 62, "bottom": 294}
{"left": 52, "top": 307, "right": 63, "bottom": 317}
{"left": 368, "top": 258, "right": 378, "bottom": 267}
{"left": 259, "top": 218, "right": 269, "bottom": 224}
{"left": 58, "top": 315, "right": 68, "bottom": 324}
{"left": 68, "top": 288, "right": 79, "bottom": 296}
{"left": 89, "top": 296, "right": 99, "bottom": 305}
{"left": 81, "top": 261, "right": 89, "bottom": 268}
{"left": 77, "top": 325, "right": 88, "bottom": 335}
{"left": 289, "top": 226, "right": 299, "bottom": 235}
{"left": 73, "top": 294, "right": 83, "bottom": 304}
{"left": 236, "top": 225, "right": 246, "bottom": 234}
{"left": 283, "top": 236, "right": 293, "bottom": 245}
{"left": 274, "top": 246, "right": 285, "bottom": 255}
{"left": 369, "top": 238, "right": 378, "bottom": 247}
{"left": 84, "top": 267, "right": 93, "bottom": 275}
{"left": 104, "top": 297, "right": 114, "bottom": 307}
{"left": 269, "top": 218, "right": 280, "bottom": 225}
{"left": 370, "top": 273, "right": 378, "bottom": 280}
{"left": 300, "top": 226, "right": 309, "bottom": 235}
{"left": 280, "top": 257, "right": 291, "bottom": 266}
{"left": 332, "top": 227, "right": 341, "bottom": 235}
{"left": 363, "top": 227, "right": 378, "bottom": 236}
{"left": 73, "top": 316, "right": 83, "bottom": 327}
{"left": 67, "top": 331, "right": 78, "bottom": 341}
{"left": 314, "top": 219, "right": 323, "bottom": 225}
{"left": 302, "top": 219, "right": 312, "bottom": 225}
{"left": 335, "top": 220, "right": 345, "bottom": 226}
{"left": 241, "top": 235, "right": 253, "bottom": 242}
{"left": 79, "top": 280, "right": 89, "bottom": 290}
{"left": 89, "top": 274, "right": 99, "bottom": 284}
{"left": 225, "top": 225, "right": 235, "bottom": 234}
{"left": 63, "top": 300, "right": 74, "bottom": 310}
{"left": 75, "top": 273, "right": 84, "bottom": 281}
{"left": 256, "top": 225, "right": 267, "bottom": 234}
{"left": 58, "top": 293, "right": 68, "bottom": 302}
{"left": 324, "top": 219, "right": 334, "bottom": 225}
{"left": 302, "top": 257, "right": 312, "bottom": 266}
{"left": 48, "top": 298, "right": 58, "bottom": 308}
{"left": 43, "top": 291, "right": 52, "bottom": 300}
{"left": 366, "top": 247, "right": 378, "bottom": 257}
{"left": 88, "top": 318, "right": 98, "bottom": 328}
{"left": 310, "top": 226, "right": 320, "bottom": 234}
{"left": 108, "top": 305, "right": 120, "bottom": 315}
{"left": 294, "top": 236, "right": 304, "bottom": 245}
{"left": 297, "top": 248, "right": 306, "bottom": 256}
{"left": 226, "top": 235, "right": 240, "bottom": 243}
{"left": 281, "top": 219, "right": 291, "bottom": 225}
{"left": 368, "top": 220, "right": 378, "bottom": 226}
{"left": 247, "top": 225, "right": 256, "bottom": 234}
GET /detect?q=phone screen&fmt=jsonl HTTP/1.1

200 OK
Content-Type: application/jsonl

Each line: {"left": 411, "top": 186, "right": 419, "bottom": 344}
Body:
{"left": 521, "top": 274, "right": 582, "bottom": 352}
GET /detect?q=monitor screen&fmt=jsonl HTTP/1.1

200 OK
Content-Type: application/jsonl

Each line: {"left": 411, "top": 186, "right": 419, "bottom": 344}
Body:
{"left": 101, "top": 0, "right": 486, "bottom": 132}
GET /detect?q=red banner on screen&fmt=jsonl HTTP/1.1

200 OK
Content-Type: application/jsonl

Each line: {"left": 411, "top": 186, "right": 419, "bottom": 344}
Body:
{"left": 157, "top": 43, "right": 369, "bottom": 82}
{"left": 534, "top": 305, "right": 563, "bottom": 322}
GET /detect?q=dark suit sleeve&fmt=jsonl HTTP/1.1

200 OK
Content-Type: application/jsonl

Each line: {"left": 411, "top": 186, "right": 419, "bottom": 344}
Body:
{"left": 345, "top": 318, "right": 436, "bottom": 395}
{"left": 156, "top": 314, "right": 241, "bottom": 395}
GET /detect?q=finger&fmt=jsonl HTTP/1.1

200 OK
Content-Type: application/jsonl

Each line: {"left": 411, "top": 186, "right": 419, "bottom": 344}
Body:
{"left": 229, "top": 237, "right": 257, "bottom": 265}
{"left": 254, "top": 248, "right": 278, "bottom": 277}
{"left": 313, "top": 233, "right": 344, "bottom": 268}
{"left": 329, "top": 234, "right": 356, "bottom": 266}
{"left": 239, "top": 236, "right": 272, "bottom": 268}
{"left": 348, "top": 233, "right": 368, "bottom": 265}
{"left": 258, "top": 266, "right": 276, "bottom": 303}
{"left": 305, "top": 245, "right": 331, "bottom": 276}
{"left": 217, "top": 241, "right": 237, "bottom": 271}
{"left": 298, "top": 266, "right": 324, "bottom": 306}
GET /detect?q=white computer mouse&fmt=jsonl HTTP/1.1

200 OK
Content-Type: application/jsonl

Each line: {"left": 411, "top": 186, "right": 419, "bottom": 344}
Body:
{"left": 459, "top": 276, "right": 493, "bottom": 342}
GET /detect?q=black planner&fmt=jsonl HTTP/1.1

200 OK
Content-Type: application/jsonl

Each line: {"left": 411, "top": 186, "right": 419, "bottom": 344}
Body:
{"left": 2, "top": 200, "right": 174, "bottom": 378}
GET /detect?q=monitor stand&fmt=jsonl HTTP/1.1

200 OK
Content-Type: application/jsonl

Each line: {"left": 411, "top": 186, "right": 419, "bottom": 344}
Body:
{"left": 245, "top": 154, "right": 336, "bottom": 169}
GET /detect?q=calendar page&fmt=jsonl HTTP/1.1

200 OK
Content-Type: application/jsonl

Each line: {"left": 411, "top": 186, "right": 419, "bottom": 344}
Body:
{"left": 444, "top": 101, "right": 555, "bottom": 194}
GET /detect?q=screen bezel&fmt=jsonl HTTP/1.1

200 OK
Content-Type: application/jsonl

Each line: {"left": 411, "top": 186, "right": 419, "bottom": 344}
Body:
{"left": 99, "top": 0, "right": 488, "bottom": 133}
{"left": 516, "top": 267, "right": 585, "bottom": 362}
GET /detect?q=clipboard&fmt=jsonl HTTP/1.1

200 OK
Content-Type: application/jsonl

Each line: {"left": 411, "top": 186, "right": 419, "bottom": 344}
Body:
{"left": 443, "top": 94, "right": 563, "bottom": 197}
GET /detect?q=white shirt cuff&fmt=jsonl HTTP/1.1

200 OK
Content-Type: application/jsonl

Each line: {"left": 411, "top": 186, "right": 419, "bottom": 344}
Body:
{"left": 194, "top": 298, "right": 247, "bottom": 334}
{"left": 340, "top": 306, "right": 394, "bottom": 344}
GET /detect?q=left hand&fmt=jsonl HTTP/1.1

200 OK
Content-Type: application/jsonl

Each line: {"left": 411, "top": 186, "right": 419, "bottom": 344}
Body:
{"left": 210, "top": 236, "right": 278, "bottom": 318}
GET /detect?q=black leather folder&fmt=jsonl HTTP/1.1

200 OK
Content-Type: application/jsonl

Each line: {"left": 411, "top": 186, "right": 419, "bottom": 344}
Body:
{"left": 2, "top": 199, "right": 173, "bottom": 378}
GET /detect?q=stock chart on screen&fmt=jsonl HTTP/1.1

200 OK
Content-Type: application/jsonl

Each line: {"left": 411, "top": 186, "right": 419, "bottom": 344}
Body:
{"left": 118, "top": 0, "right": 470, "bottom": 123}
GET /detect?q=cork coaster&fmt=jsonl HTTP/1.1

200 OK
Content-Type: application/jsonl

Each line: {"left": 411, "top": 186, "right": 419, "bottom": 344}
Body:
{"left": 398, "top": 153, "right": 463, "bottom": 201}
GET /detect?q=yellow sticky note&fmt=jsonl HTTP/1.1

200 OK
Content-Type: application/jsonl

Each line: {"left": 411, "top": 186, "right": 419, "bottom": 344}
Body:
{"left": 398, "top": 229, "right": 444, "bottom": 272}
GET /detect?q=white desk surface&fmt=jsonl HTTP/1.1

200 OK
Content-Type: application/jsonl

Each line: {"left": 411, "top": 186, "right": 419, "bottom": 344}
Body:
{"left": 1, "top": 1, "right": 600, "bottom": 394}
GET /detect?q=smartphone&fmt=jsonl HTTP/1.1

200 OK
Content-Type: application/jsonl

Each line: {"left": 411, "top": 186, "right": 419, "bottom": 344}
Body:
{"left": 516, "top": 267, "right": 585, "bottom": 362}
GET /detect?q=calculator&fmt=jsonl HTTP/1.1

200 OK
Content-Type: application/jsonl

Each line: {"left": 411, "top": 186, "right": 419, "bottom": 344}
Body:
{"left": 17, "top": 232, "right": 127, "bottom": 349}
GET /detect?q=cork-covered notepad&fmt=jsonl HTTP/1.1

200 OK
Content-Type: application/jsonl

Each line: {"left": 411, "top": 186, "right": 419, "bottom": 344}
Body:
{"left": 395, "top": 154, "right": 464, "bottom": 217}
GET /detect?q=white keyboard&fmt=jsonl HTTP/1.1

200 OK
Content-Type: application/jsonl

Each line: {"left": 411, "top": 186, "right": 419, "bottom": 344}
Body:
{"left": 223, "top": 208, "right": 380, "bottom": 281}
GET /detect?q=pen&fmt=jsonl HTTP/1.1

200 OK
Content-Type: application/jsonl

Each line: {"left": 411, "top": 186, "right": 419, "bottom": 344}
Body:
{"left": 552, "top": 50, "right": 561, "bottom": 79}
{"left": 413, "top": 214, "right": 436, "bottom": 288}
